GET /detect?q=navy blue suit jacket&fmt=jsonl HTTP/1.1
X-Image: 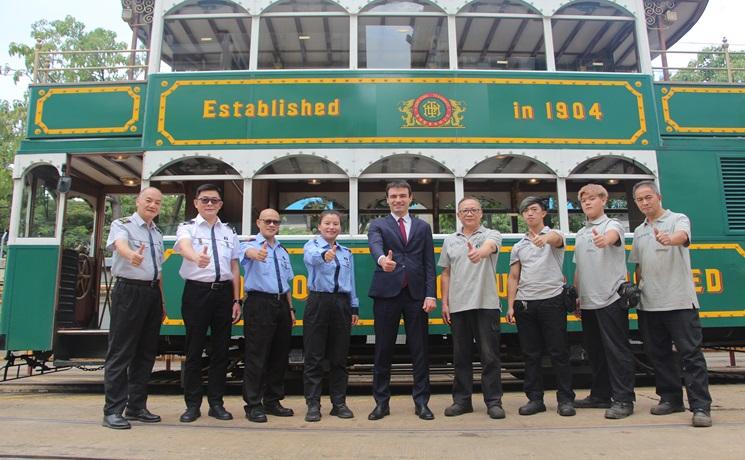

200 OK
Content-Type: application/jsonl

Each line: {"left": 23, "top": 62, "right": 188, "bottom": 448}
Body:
{"left": 367, "top": 215, "right": 436, "bottom": 300}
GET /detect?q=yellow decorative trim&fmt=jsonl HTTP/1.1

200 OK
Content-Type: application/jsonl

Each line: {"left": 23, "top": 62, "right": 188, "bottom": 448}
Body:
{"left": 156, "top": 77, "right": 647, "bottom": 146}
{"left": 34, "top": 86, "right": 141, "bottom": 135}
{"left": 661, "top": 86, "right": 745, "bottom": 133}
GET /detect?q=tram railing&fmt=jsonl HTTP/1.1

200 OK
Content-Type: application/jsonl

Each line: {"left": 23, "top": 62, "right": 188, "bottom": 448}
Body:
{"left": 32, "top": 41, "right": 148, "bottom": 84}
{"left": 652, "top": 38, "right": 745, "bottom": 83}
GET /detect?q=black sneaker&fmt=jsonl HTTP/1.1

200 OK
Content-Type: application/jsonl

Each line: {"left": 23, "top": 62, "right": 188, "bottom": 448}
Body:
{"left": 330, "top": 404, "right": 354, "bottom": 419}
{"left": 692, "top": 409, "right": 712, "bottom": 427}
{"left": 574, "top": 396, "right": 612, "bottom": 409}
{"left": 604, "top": 401, "right": 634, "bottom": 419}
{"left": 444, "top": 402, "right": 474, "bottom": 417}
{"left": 557, "top": 402, "right": 576, "bottom": 417}
{"left": 518, "top": 400, "right": 546, "bottom": 416}
{"left": 305, "top": 404, "right": 321, "bottom": 422}
{"left": 650, "top": 401, "right": 685, "bottom": 415}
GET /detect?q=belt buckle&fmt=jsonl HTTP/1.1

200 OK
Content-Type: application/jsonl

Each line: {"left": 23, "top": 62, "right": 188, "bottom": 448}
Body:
{"left": 275, "top": 293, "right": 282, "bottom": 301}
{"left": 210, "top": 282, "right": 222, "bottom": 290}
{"left": 149, "top": 280, "right": 159, "bottom": 288}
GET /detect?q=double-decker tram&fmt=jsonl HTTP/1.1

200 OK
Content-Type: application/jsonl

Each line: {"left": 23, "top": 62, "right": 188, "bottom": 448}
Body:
{"left": 2, "top": 0, "right": 744, "bottom": 378}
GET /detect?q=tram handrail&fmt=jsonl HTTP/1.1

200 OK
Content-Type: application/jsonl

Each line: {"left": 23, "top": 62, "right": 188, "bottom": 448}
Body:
{"left": 652, "top": 38, "right": 745, "bottom": 83}
{"left": 32, "top": 42, "right": 149, "bottom": 84}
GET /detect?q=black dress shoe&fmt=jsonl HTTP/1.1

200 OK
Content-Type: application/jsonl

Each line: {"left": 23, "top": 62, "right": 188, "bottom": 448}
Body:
{"left": 415, "top": 403, "right": 435, "bottom": 420}
{"left": 368, "top": 403, "right": 390, "bottom": 420}
{"left": 444, "top": 402, "right": 473, "bottom": 417}
{"left": 124, "top": 408, "right": 161, "bottom": 423}
{"left": 518, "top": 400, "right": 546, "bottom": 416}
{"left": 246, "top": 406, "right": 267, "bottom": 423}
{"left": 264, "top": 401, "right": 294, "bottom": 417}
{"left": 179, "top": 407, "right": 201, "bottom": 423}
{"left": 330, "top": 403, "right": 354, "bottom": 419}
{"left": 102, "top": 414, "right": 131, "bottom": 430}
{"left": 208, "top": 405, "right": 233, "bottom": 420}
{"left": 305, "top": 404, "right": 321, "bottom": 422}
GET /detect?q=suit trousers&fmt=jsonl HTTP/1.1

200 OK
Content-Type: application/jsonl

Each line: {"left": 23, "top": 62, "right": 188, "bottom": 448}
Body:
{"left": 372, "top": 289, "right": 431, "bottom": 405}
{"left": 638, "top": 308, "right": 712, "bottom": 411}
{"left": 242, "top": 292, "right": 292, "bottom": 409}
{"left": 303, "top": 292, "right": 353, "bottom": 406}
{"left": 103, "top": 280, "right": 162, "bottom": 415}
{"left": 450, "top": 308, "right": 503, "bottom": 407}
{"left": 581, "top": 298, "right": 636, "bottom": 403}
{"left": 514, "top": 293, "right": 575, "bottom": 403}
{"left": 181, "top": 281, "right": 233, "bottom": 408}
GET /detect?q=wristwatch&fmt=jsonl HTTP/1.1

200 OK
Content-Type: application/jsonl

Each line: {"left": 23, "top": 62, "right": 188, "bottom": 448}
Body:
{"left": 233, "top": 299, "right": 243, "bottom": 307}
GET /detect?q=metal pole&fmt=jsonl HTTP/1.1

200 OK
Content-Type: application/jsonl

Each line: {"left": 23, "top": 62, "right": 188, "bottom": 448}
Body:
{"left": 723, "top": 37, "right": 733, "bottom": 83}
{"left": 33, "top": 39, "right": 42, "bottom": 84}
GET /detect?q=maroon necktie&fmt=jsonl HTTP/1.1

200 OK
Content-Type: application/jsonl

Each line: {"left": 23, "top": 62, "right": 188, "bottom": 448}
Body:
{"left": 398, "top": 217, "right": 408, "bottom": 288}
{"left": 398, "top": 217, "right": 408, "bottom": 245}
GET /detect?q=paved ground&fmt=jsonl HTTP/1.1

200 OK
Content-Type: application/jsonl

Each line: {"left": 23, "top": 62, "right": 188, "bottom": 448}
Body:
{"left": 1, "top": 353, "right": 744, "bottom": 459}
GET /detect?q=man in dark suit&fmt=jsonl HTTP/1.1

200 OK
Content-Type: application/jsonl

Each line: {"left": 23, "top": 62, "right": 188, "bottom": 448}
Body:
{"left": 367, "top": 180, "right": 437, "bottom": 420}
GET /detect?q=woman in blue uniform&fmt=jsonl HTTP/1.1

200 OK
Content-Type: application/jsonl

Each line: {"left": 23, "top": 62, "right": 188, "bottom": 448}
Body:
{"left": 302, "top": 210, "right": 359, "bottom": 422}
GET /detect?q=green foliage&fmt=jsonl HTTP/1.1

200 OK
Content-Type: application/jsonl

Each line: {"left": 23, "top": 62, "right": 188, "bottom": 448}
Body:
{"left": 671, "top": 45, "right": 745, "bottom": 83}
{"left": 8, "top": 15, "right": 136, "bottom": 83}
{"left": 0, "top": 100, "right": 27, "bottom": 232}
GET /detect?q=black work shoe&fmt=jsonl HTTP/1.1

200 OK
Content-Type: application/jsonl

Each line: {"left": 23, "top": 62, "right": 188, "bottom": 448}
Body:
{"left": 692, "top": 409, "right": 712, "bottom": 427}
{"left": 557, "top": 402, "right": 576, "bottom": 417}
{"left": 102, "top": 414, "right": 131, "bottom": 430}
{"left": 208, "top": 405, "right": 233, "bottom": 420}
{"left": 264, "top": 401, "right": 294, "bottom": 417}
{"left": 605, "top": 401, "right": 634, "bottom": 419}
{"left": 330, "top": 404, "right": 354, "bottom": 419}
{"left": 124, "top": 408, "right": 161, "bottom": 423}
{"left": 444, "top": 402, "right": 474, "bottom": 417}
{"left": 487, "top": 405, "right": 506, "bottom": 420}
{"left": 368, "top": 403, "right": 390, "bottom": 420}
{"left": 573, "top": 396, "right": 612, "bottom": 409}
{"left": 518, "top": 400, "right": 546, "bottom": 416}
{"left": 179, "top": 407, "right": 201, "bottom": 423}
{"left": 305, "top": 404, "right": 321, "bottom": 422}
{"left": 650, "top": 401, "right": 685, "bottom": 415}
{"left": 414, "top": 403, "right": 435, "bottom": 420}
{"left": 246, "top": 406, "right": 267, "bottom": 423}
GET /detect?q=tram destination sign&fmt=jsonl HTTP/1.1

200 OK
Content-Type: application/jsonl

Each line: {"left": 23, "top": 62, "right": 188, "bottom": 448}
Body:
{"left": 146, "top": 72, "right": 657, "bottom": 149}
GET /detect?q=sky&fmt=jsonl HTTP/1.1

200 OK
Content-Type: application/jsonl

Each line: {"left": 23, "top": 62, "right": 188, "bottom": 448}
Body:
{"left": 1, "top": 0, "right": 744, "bottom": 102}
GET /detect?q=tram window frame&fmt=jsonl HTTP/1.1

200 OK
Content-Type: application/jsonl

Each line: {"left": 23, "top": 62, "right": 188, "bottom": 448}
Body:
{"left": 17, "top": 165, "right": 61, "bottom": 240}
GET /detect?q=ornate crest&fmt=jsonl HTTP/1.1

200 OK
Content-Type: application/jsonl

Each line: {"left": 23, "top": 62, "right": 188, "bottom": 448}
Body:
{"left": 399, "top": 93, "right": 465, "bottom": 128}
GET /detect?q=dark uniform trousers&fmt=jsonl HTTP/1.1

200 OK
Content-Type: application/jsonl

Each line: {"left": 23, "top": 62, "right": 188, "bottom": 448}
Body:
{"left": 638, "top": 308, "right": 712, "bottom": 411}
{"left": 373, "top": 289, "right": 431, "bottom": 406}
{"left": 514, "top": 293, "right": 575, "bottom": 403}
{"left": 104, "top": 280, "right": 162, "bottom": 415}
{"left": 581, "top": 298, "right": 636, "bottom": 403}
{"left": 242, "top": 292, "right": 292, "bottom": 409}
{"left": 181, "top": 280, "right": 233, "bottom": 409}
{"left": 303, "top": 292, "right": 353, "bottom": 406}
{"left": 450, "top": 308, "right": 503, "bottom": 407}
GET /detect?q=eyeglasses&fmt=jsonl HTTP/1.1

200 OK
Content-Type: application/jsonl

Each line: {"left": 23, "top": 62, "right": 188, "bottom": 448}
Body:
{"left": 458, "top": 208, "right": 482, "bottom": 215}
{"left": 261, "top": 219, "right": 281, "bottom": 226}
{"left": 197, "top": 197, "right": 222, "bottom": 205}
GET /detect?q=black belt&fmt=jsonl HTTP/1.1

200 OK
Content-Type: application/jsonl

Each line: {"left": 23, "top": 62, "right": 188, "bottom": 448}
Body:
{"left": 245, "top": 291, "right": 286, "bottom": 301}
{"left": 309, "top": 291, "right": 349, "bottom": 296}
{"left": 117, "top": 277, "right": 159, "bottom": 288}
{"left": 186, "top": 279, "right": 232, "bottom": 290}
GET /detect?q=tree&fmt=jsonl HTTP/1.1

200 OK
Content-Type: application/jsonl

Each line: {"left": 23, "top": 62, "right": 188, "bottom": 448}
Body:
{"left": 8, "top": 15, "right": 136, "bottom": 84}
{"left": 671, "top": 45, "right": 745, "bottom": 83}
{"left": 0, "top": 100, "right": 26, "bottom": 233}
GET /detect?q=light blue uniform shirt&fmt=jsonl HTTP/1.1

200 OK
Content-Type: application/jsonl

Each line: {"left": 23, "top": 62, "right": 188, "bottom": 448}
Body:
{"left": 303, "top": 236, "right": 359, "bottom": 313}
{"left": 240, "top": 234, "right": 294, "bottom": 294}
{"left": 106, "top": 212, "right": 164, "bottom": 281}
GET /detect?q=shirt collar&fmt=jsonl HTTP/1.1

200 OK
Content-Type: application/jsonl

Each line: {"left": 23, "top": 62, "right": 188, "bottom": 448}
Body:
{"left": 643, "top": 209, "right": 671, "bottom": 226}
{"left": 585, "top": 214, "right": 609, "bottom": 227}
{"left": 391, "top": 213, "right": 410, "bottom": 223}
{"left": 195, "top": 213, "right": 222, "bottom": 227}
{"left": 255, "top": 232, "right": 280, "bottom": 248}
{"left": 131, "top": 211, "right": 157, "bottom": 230}
{"left": 456, "top": 225, "right": 486, "bottom": 237}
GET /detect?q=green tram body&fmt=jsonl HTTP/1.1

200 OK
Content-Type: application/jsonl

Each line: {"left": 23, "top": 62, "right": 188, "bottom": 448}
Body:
{"left": 1, "top": 0, "right": 744, "bottom": 370}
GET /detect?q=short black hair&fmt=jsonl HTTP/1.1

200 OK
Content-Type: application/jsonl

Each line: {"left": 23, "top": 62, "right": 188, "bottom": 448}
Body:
{"left": 385, "top": 180, "right": 411, "bottom": 197}
{"left": 319, "top": 209, "right": 343, "bottom": 222}
{"left": 195, "top": 183, "right": 222, "bottom": 198}
{"left": 519, "top": 196, "right": 547, "bottom": 213}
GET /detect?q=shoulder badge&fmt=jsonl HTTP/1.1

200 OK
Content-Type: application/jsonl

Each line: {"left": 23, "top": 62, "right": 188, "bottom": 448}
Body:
{"left": 118, "top": 217, "right": 131, "bottom": 224}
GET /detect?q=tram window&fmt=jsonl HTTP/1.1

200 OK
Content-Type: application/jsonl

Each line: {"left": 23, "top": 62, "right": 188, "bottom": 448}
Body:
{"left": 358, "top": 180, "right": 452, "bottom": 234}
{"left": 566, "top": 189, "right": 631, "bottom": 233}
{"left": 162, "top": 0, "right": 251, "bottom": 72}
{"left": 463, "top": 181, "right": 558, "bottom": 233}
{"left": 281, "top": 195, "right": 349, "bottom": 235}
{"left": 358, "top": 194, "right": 432, "bottom": 234}
{"left": 359, "top": 1, "right": 449, "bottom": 69}
{"left": 18, "top": 165, "right": 59, "bottom": 239}
{"left": 456, "top": 0, "right": 546, "bottom": 71}
{"left": 155, "top": 194, "right": 187, "bottom": 235}
{"left": 552, "top": 2, "right": 639, "bottom": 73}
{"left": 63, "top": 197, "right": 95, "bottom": 251}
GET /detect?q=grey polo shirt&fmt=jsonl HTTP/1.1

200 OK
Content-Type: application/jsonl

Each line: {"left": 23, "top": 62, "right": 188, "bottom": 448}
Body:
{"left": 573, "top": 215, "right": 626, "bottom": 310}
{"left": 628, "top": 210, "right": 699, "bottom": 311}
{"left": 509, "top": 227, "right": 566, "bottom": 301}
{"left": 106, "top": 212, "right": 164, "bottom": 281}
{"left": 438, "top": 226, "right": 502, "bottom": 313}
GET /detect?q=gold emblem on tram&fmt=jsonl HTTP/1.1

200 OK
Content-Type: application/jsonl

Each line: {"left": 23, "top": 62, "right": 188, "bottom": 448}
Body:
{"left": 399, "top": 92, "right": 465, "bottom": 128}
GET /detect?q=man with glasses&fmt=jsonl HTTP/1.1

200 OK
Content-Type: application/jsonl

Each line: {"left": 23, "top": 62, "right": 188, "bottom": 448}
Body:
{"left": 175, "top": 184, "right": 242, "bottom": 423}
{"left": 367, "top": 181, "right": 436, "bottom": 421}
{"left": 240, "top": 208, "right": 296, "bottom": 423}
{"left": 629, "top": 180, "right": 713, "bottom": 428}
{"left": 438, "top": 197, "right": 504, "bottom": 420}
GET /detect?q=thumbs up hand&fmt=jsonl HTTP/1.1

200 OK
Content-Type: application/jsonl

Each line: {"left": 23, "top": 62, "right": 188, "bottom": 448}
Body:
{"left": 197, "top": 245, "right": 211, "bottom": 268}
{"left": 591, "top": 227, "right": 608, "bottom": 248}
{"left": 324, "top": 244, "right": 337, "bottom": 263}
{"left": 130, "top": 243, "right": 146, "bottom": 266}
{"left": 654, "top": 227, "right": 671, "bottom": 246}
{"left": 381, "top": 249, "right": 397, "bottom": 272}
{"left": 466, "top": 241, "right": 481, "bottom": 263}
{"left": 256, "top": 241, "right": 268, "bottom": 262}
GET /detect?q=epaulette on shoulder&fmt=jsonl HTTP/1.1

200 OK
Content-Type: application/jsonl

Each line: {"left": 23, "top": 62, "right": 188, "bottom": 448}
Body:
{"left": 179, "top": 220, "right": 195, "bottom": 226}
{"left": 227, "top": 224, "right": 237, "bottom": 234}
{"left": 118, "top": 217, "right": 131, "bottom": 224}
